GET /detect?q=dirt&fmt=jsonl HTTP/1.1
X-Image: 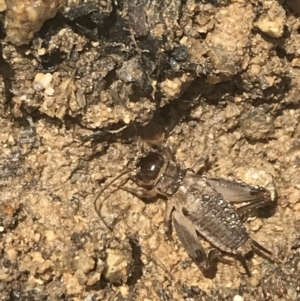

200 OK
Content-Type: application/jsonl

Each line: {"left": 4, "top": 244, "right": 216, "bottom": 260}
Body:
{"left": 0, "top": 0, "right": 300, "bottom": 300}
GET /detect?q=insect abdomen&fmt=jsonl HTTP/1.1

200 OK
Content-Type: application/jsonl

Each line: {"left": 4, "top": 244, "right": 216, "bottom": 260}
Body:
{"left": 182, "top": 180, "right": 250, "bottom": 254}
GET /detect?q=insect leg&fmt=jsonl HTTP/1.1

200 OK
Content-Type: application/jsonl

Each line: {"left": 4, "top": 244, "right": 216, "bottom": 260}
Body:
{"left": 236, "top": 252, "right": 251, "bottom": 277}
{"left": 250, "top": 239, "right": 278, "bottom": 264}
{"left": 207, "top": 249, "right": 234, "bottom": 266}
{"left": 94, "top": 169, "right": 131, "bottom": 230}
{"left": 163, "top": 201, "right": 174, "bottom": 234}
{"left": 121, "top": 185, "right": 158, "bottom": 199}
{"left": 190, "top": 155, "right": 209, "bottom": 174}
{"left": 251, "top": 239, "right": 271, "bottom": 255}
{"left": 172, "top": 211, "right": 209, "bottom": 270}
{"left": 190, "top": 146, "right": 215, "bottom": 174}
{"left": 236, "top": 199, "right": 275, "bottom": 221}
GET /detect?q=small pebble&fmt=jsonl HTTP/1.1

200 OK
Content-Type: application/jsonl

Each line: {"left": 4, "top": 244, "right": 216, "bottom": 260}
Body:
{"left": 233, "top": 295, "right": 244, "bottom": 301}
{"left": 45, "top": 87, "right": 55, "bottom": 96}
{"left": 33, "top": 73, "right": 53, "bottom": 91}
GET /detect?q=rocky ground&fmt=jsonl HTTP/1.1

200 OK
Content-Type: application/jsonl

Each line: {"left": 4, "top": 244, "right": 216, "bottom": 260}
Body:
{"left": 0, "top": 0, "right": 300, "bottom": 300}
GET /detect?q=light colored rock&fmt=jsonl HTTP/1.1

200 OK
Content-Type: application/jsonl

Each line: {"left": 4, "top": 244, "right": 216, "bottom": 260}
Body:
{"left": 75, "top": 255, "right": 95, "bottom": 274}
{"left": 103, "top": 248, "right": 132, "bottom": 284}
{"left": 5, "top": 0, "right": 63, "bottom": 45}
{"left": 63, "top": 273, "right": 83, "bottom": 295}
{"left": 255, "top": 1, "right": 286, "bottom": 38}
{"left": 0, "top": 0, "right": 7, "bottom": 12}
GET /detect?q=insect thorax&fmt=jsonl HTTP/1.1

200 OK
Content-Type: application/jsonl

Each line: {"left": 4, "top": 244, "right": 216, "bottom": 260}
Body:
{"left": 155, "top": 160, "right": 186, "bottom": 196}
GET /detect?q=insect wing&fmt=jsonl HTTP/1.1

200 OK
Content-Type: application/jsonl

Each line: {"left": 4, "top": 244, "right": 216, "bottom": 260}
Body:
{"left": 207, "top": 178, "right": 273, "bottom": 221}
{"left": 206, "top": 178, "right": 271, "bottom": 203}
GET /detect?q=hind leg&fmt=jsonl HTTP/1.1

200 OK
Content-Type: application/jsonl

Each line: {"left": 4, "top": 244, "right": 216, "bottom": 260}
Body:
{"left": 251, "top": 239, "right": 279, "bottom": 264}
{"left": 236, "top": 200, "right": 276, "bottom": 221}
{"left": 236, "top": 252, "right": 251, "bottom": 277}
{"left": 237, "top": 238, "right": 274, "bottom": 277}
{"left": 172, "top": 211, "right": 211, "bottom": 271}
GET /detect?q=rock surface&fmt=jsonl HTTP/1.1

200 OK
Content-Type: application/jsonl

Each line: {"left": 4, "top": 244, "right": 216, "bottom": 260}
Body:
{"left": 0, "top": 0, "right": 299, "bottom": 300}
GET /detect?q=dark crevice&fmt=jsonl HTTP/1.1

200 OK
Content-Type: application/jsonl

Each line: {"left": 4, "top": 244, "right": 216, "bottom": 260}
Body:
{"left": 127, "top": 237, "right": 143, "bottom": 286}
{"left": 0, "top": 44, "right": 14, "bottom": 116}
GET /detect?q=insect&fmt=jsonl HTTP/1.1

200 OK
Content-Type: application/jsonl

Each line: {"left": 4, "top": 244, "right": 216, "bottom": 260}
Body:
{"left": 95, "top": 143, "right": 275, "bottom": 277}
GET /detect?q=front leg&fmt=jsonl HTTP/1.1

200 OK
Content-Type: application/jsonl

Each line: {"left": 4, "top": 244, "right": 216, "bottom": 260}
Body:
{"left": 96, "top": 186, "right": 158, "bottom": 230}
{"left": 122, "top": 185, "right": 158, "bottom": 199}
{"left": 163, "top": 201, "right": 175, "bottom": 240}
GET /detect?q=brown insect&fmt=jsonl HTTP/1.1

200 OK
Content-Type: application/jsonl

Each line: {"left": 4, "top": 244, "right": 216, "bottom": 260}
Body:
{"left": 95, "top": 144, "right": 275, "bottom": 277}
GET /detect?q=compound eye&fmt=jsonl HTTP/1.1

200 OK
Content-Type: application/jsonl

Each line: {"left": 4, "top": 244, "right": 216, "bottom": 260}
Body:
{"left": 137, "top": 152, "right": 165, "bottom": 182}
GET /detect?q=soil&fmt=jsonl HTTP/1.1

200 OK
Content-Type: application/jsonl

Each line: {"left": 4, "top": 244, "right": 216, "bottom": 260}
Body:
{"left": 0, "top": 0, "right": 300, "bottom": 300}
